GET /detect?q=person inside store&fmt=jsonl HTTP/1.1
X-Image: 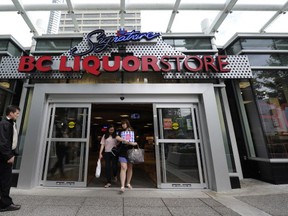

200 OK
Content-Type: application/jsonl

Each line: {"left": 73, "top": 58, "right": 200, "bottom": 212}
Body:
{"left": 0, "top": 105, "right": 21, "bottom": 212}
{"left": 99, "top": 124, "right": 119, "bottom": 188}
{"left": 116, "top": 119, "right": 137, "bottom": 193}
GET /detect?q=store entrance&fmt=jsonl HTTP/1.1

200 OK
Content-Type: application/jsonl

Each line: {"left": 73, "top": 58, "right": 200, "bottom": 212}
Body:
{"left": 87, "top": 104, "right": 156, "bottom": 188}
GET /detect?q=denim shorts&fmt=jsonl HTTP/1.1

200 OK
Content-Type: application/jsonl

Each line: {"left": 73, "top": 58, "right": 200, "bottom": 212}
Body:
{"left": 119, "top": 156, "right": 128, "bottom": 163}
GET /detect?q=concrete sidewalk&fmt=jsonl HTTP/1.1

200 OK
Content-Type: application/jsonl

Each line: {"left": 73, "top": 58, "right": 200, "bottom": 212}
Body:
{"left": 2, "top": 179, "right": 288, "bottom": 216}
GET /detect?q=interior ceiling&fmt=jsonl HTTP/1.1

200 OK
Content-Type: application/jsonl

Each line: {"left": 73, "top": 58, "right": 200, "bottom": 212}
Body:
{"left": 91, "top": 104, "right": 154, "bottom": 133}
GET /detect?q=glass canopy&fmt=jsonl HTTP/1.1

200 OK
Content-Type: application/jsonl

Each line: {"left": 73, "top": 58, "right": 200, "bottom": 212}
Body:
{"left": 0, "top": 0, "right": 287, "bottom": 47}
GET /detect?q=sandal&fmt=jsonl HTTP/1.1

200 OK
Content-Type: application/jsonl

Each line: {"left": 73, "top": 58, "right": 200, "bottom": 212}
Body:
{"left": 126, "top": 184, "right": 132, "bottom": 189}
{"left": 104, "top": 183, "right": 111, "bottom": 188}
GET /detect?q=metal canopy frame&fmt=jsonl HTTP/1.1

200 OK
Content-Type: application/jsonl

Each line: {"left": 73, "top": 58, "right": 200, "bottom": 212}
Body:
{"left": 2, "top": 0, "right": 288, "bottom": 37}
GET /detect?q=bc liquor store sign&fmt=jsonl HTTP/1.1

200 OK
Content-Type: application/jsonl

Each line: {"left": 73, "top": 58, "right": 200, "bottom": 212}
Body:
{"left": 0, "top": 29, "right": 252, "bottom": 79}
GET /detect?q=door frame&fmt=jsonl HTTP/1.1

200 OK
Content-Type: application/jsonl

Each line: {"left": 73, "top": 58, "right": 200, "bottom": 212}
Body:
{"left": 18, "top": 83, "right": 231, "bottom": 191}
{"left": 41, "top": 103, "right": 91, "bottom": 187}
{"left": 153, "top": 103, "right": 208, "bottom": 189}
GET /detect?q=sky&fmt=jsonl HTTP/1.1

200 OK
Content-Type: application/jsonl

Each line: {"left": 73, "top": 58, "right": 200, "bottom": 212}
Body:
{"left": 0, "top": 0, "right": 287, "bottom": 48}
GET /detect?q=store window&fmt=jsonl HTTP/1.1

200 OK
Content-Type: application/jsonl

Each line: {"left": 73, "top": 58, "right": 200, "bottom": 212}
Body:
{"left": 252, "top": 71, "right": 288, "bottom": 158}
{"left": 240, "top": 71, "right": 288, "bottom": 158}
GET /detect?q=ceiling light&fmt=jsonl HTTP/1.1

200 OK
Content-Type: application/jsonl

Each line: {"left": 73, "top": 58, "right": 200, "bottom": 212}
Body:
{"left": 94, "top": 116, "right": 103, "bottom": 119}
{"left": 120, "top": 114, "right": 129, "bottom": 117}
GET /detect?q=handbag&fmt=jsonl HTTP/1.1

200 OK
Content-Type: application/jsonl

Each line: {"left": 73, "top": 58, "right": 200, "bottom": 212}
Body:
{"left": 127, "top": 145, "right": 145, "bottom": 164}
{"left": 95, "top": 159, "right": 101, "bottom": 178}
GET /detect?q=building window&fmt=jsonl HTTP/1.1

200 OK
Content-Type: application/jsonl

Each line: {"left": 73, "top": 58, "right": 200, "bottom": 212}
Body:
{"left": 0, "top": 40, "right": 9, "bottom": 51}
{"left": 239, "top": 72, "right": 288, "bottom": 158}
{"left": 247, "top": 54, "right": 288, "bottom": 66}
{"left": 163, "top": 38, "right": 212, "bottom": 50}
{"left": 241, "top": 38, "right": 275, "bottom": 50}
{"left": 35, "top": 39, "right": 81, "bottom": 51}
{"left": 275, "top": 39, "right": 288, "bottom": 50}
{"left": 249, "top": 71, "right": 288, "bottom": 158}
{"left": 226, "top": 40, "right": 242, "bottom": 55}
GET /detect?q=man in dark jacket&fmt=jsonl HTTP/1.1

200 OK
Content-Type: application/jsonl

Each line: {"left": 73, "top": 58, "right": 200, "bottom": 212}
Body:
{"left": 0, "top": 105, "right": 21, "bottom": 212}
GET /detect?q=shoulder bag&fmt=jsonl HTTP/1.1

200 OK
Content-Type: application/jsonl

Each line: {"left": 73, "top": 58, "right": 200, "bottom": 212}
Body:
{"left": 127, "top": 145, "right": 144, "bottom": 164}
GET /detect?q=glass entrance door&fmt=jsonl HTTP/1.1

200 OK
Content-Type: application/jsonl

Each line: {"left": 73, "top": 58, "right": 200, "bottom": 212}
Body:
{"left": 153, "top": 104, "right": 207, "bottom": 189}
{"left": 42, "top": 104, "right": 91, "bottom": 187}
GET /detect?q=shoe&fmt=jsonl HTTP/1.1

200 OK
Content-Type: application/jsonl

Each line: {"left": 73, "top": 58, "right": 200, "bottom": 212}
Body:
{"left": 119, "top": 186, "right": 125, "bottom": 194}
{"left": 0, "top": 204, "right": 21, "bottom": 212}
{"left": 113, "top": 176, "right": 118, "bottom": 183}
{"left": 104, "top": 183, "right": 111, "bottom": 188}
{"left": 126, "top": 184, "right": 132, "bottom": 189}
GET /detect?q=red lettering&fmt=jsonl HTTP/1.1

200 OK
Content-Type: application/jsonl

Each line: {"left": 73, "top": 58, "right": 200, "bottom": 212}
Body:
{"left": 73, "top": 56, "right": 81, "bottom": 71}
{"left": 160, "top": 56, "right": 171, "bottom": 72}
{"left": 59, "top": 56, "right": 72, "bottom": 72}
{"left": 217, "top": 55, "right": 230, "bottom": 72}
{"left": 82, "top": 56, "right": 101, "bottom": 76}
{"left": 172, "top": 56, "right": 185, "bottom": 71}
{"left": 18, "top": 56, "right": 35, "bottom": 72}
{"left": 102, "top": 56, "right": 120, "bottom": 72}
{"left": 203, "top": 56, "right": 218, "bottom": 72}
{"left": 184, "top": 56, "right": 203, "bottom": 72}
{"left": 141, "top": 56, "right": 160, "bottom": 72}
{"left": 36, "top": 56, "right": 52, "bottom": 72}
{"left": 122, "top": 56, "right": 140, "bottom": 72}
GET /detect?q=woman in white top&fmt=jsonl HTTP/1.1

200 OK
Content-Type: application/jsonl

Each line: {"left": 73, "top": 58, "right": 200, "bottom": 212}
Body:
{"left": 99, "top": 125, "right": 118, "bottom": 188}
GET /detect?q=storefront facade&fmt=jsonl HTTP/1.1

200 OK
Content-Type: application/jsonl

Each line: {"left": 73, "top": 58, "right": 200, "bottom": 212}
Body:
{"left": 1, "top": 30, "right": 287, "bottom": 192}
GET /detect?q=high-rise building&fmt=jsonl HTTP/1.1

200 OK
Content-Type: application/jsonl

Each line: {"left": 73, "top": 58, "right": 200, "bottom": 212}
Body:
{"left": 58, "top": 10, "right": 141, "bottom": 34}
{"left": 47, "top": 0, "right": 65, "bottom": 34}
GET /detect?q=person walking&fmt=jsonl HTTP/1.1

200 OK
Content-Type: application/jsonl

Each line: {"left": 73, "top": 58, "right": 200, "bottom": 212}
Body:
{"left": 99, "top": 125, "right": 119, "bottom": 188}
{"left": 0, "top": 105, "right": 21, "bottom": 212}
{"left": 116, "top": 119, "right": 137, "bottom": 193}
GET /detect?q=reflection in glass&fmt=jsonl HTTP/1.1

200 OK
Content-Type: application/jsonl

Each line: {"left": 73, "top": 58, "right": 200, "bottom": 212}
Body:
{"left": 51, "top": 107, "right": 88, "bottom": 138}
{"left": 44, "top": 107, "right": 88, "bottom": 183}
{"left": 253, "top": 71, "right": 288, "bottom": 158}
{"left": 159, "top": 108, "right": 194, "bottom": 139}
{"left": 246, "top": 70, "right": 288, "bottom": 158}
{"left": 159, "top": 143, "right": 200, "bottom": 183}
{"left": 47, "top": 142, "right": 86, "bottom": 181}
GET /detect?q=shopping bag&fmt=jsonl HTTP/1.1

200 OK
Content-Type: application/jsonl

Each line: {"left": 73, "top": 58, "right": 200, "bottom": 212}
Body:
{"left": 95, "top": 159, "right": 101, "bottom": 178}
{"left": 127, "top": 146, "right": 144, "bottom": 164}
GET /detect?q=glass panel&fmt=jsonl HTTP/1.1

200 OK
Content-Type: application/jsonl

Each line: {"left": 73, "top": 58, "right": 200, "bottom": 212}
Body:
{"left": 241, "top": 38, "right": 275, "bottom": 50}
{"left": 47, "top": 141, "right": 86, "bottom": 181}
{"left": 247, "top": 54, "right": 282, "bottom": 66}
{"left": 274, "top": 39, "right": 288, "bottom": 50}
{"left": 158, "top": 108, "right": 194, "bottom": 139}
{"left": 35, "top": 39, "right": 73, "bottom": 51}
{"left": 52, "top": 107, "right": 88, "bottom": 138}
{"left": 7, "top": 42, "right": 22, "bottom": 56}
{"left": 239, "top": 80, "right": 268, "bottom": 158}
{"left": 226, "top": 40, "right": 242, "bottom": 55}
{"left": 248, "top": 54, "right": 288, "bottom": 67}
{"left": 252, "top": 71, "right": 288, "bottom": 158}
{"left": 0, "top": 40, "right": 9, "bottom": 51}
{"left": 44, "top": 106, "right": 89, "bottom": 183}
{"left": 159, "top": 143, "right": 200, "bottom": 183}
{"left": 215, "top": 88, "right": 236, "bottom": 172}
{"left": 163, "top": 38, "right": 212, "bottom": 50}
